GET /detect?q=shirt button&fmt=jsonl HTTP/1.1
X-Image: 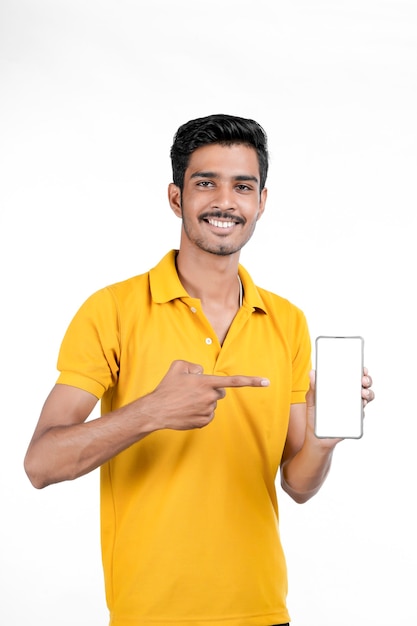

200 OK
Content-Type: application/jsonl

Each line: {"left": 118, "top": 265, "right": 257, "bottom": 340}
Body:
{"left": 205, "top": 337, "right": 213, "bottom": 345}
{"left": 190, "top": 306, "right": 197, "bottom": 313}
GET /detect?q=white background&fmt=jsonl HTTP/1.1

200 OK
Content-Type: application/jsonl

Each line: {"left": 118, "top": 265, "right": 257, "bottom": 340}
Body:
{"left": 1, "top": 1, "right": 416, "bottom": 624}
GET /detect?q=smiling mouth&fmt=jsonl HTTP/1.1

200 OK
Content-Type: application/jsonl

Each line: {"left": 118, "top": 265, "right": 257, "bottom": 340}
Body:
{"left": 200, "top": 212, "right": 244, "bottom": 230}
{"left": 207, "top": 218, "right": 236, "bottom": 229}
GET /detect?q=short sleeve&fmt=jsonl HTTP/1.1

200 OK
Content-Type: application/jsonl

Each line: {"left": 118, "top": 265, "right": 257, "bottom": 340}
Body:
{"left": 290, "top": 307, "right": 312, "bottom": 404}
{"left": 56, "top": 287, "right": 120, "bottom": 399}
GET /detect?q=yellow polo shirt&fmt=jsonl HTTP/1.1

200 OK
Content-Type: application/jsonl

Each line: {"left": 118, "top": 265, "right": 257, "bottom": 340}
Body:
{"left": 57, "top": 250, "right": 311, "bottom": 626}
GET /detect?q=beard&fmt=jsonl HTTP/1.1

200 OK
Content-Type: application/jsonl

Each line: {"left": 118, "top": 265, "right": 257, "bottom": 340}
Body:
{"left": 181, "top": 211, "right": 257, "bottom": 257}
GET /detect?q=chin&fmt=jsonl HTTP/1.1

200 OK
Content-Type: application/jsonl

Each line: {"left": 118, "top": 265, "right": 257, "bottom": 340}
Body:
{"left": 198, "top": 242, "right": 242, "bottom": 256}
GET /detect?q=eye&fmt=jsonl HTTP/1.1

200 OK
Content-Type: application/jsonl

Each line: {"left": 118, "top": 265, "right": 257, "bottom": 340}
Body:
{"left": 236, "top": 184, "right": 252, "bottom": 192}
{"left": 196, "top": 180, "right": 214, "bottom": 188}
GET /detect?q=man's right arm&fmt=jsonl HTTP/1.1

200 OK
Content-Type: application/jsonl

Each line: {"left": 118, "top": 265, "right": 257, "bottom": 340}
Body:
{"left": 24, "top": 383, "right": 155, "bottom": 489}
{"left": 24, "top": 360, "right": 270, "bottom": 489}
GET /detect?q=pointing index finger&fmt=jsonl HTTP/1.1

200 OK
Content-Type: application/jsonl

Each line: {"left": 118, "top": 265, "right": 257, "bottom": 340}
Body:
{"left": 207, "top": 375, "right": 270, "bottom": 388}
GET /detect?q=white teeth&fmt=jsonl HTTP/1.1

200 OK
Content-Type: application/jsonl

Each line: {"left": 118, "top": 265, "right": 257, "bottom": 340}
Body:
{"left": 208, "top": 219, "right": 235, "bottom": 229}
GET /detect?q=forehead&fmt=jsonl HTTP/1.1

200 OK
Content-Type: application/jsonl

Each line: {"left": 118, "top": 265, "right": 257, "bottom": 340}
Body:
{"left": 185, "top": 143, "right": 260, "bottom": 182}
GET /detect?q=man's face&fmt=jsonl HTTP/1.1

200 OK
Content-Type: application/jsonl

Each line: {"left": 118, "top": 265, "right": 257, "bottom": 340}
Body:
{"left": 169, "top": 143, "right": 267, "bottom": 257}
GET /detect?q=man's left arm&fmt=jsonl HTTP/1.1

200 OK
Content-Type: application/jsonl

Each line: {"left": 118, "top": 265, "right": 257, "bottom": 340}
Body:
{"left": 280, "top": 369, "right": 374, "bottom": 504}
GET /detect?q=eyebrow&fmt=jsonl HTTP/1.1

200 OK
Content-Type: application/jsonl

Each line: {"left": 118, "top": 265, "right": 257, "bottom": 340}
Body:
{"left": 190, "top": 171, "right": 259, "bottom": 185}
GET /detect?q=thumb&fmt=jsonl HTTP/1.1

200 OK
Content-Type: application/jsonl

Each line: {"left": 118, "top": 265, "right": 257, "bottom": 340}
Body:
{"left": 171, "top": 359, "right": 204, "bottom": 376}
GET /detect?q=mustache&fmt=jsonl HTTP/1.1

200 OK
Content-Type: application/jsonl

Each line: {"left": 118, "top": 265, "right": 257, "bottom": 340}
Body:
{"left": 199, "top": 210, "right": 245, "bottom": 224}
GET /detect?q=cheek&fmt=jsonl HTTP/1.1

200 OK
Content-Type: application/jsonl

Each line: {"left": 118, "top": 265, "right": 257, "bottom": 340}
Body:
{"left": 247, "top": 203, "right": 263, "bottom": 222}
{"left": 181, "top": 195, "right": 206, "bottom": 218}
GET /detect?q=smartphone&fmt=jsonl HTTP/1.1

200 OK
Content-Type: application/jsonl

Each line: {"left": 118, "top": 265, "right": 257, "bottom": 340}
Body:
{"left": 314, "top": 335, "right": 364, "bottom": 439}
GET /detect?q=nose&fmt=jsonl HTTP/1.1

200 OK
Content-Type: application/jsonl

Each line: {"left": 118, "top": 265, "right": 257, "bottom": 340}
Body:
{"left": 212, "top": 183, "right": 236, "bottom": 211}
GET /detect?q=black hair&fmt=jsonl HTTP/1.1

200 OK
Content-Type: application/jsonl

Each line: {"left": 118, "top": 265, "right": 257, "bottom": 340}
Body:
{"left": 170, "top": 113, "right": 269, "bottom": 192}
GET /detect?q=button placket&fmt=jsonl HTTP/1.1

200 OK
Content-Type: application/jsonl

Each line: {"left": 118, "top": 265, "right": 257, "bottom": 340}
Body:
{"left": 182, "top": 298, "right": 219, "bottom": 350}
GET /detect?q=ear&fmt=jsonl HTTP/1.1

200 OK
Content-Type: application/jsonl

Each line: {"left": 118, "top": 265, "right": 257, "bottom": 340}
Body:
{"left": 257, "top": 187, "right": 268, "bottom": 220}
{"left": 168, "top": 183, "right": 182, "bottom": 218}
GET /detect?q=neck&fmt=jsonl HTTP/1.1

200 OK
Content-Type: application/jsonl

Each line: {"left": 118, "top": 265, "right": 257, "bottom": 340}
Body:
{"left": 175, "top": 247, "right": 241, "bottom": 306}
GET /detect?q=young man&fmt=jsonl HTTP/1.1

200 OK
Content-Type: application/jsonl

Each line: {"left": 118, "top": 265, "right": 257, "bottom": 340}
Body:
{"left": 24, "top": 114, "right": 374, "bottom": 626}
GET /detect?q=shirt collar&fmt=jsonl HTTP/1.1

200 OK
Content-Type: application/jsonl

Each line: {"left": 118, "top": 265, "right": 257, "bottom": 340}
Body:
{"left": 149, "top": 250, "right": 188, "bottom": 303}
{"left": 149, "top": 250, "right": 267, "bottom": 313}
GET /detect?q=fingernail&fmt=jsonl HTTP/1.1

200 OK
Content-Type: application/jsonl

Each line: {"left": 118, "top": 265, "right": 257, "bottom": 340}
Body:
{"left": 261, "top": 378, "right": 270, "bottom": 387}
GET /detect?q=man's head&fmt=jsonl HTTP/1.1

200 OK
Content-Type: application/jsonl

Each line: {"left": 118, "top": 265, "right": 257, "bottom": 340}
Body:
{"left": 170, "top": 114, "right": 269, "bottom": 193}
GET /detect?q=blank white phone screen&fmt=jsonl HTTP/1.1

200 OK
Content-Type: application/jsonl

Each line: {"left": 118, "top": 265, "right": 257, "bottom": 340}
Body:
{"left": 315, "top": 336, "right": 364, "bottom": 439}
